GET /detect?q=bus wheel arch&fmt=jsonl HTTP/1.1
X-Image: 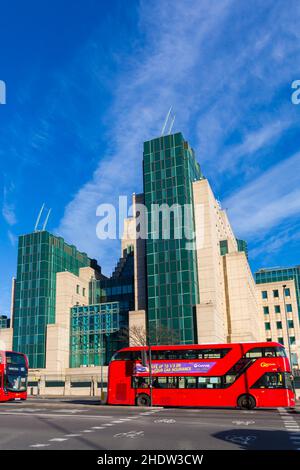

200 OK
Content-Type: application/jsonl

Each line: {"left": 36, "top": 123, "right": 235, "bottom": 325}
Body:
{"left": 237, "top": 394, "right": 256, "bottom": 410}
{"left": 136, "top": 393, "right": 151, "bottom": 407}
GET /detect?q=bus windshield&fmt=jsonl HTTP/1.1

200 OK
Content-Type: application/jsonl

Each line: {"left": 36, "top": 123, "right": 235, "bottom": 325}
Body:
{"left": 5, "top": 352, "right": 27, "bottom": 366}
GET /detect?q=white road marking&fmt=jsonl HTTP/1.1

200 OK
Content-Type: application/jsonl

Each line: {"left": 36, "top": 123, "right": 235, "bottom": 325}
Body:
{"left": 91, "top": 426, "right": 105, "bottom": 430}
{"left": 114, "top": 430, "right": 144, "bottom": 439}
{"left": 52, "top": 409, "right": 82, "bottom": 414}
{"left": 0, "top": 411, "right": 112, "bottom": 419}
{"left": 11, "top": 408, "right": 45, "bottom": 413}
{"left": 232, "top": 421, "right": 255, "bottom": 426}
{"left": 102, "top": 423, "right": 114, "bottom": 426}
{"left": 30, "top": 443, "right": 50, "bottom": 448}
{"left": 82, "top": 430, "right": 94, "bottom": 433}
{"left": 278, "top": 409, "right": 300, "bottom": 449}
{"left": 225, "top": 435, "right": 256, "bottom": 446}
{"left": 154, "top": 418, "right": 176, "bottom": 423}
{"left": 65, "top": 434, "right": 82, "bottom": 437}
{"left": 49, "top": 438, "right": 68, "bottom": 442}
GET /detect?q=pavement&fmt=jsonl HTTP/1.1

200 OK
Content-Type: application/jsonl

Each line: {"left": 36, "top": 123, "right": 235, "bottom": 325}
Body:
{"left": 0, "top": 397, "right": 299, "bottom": 450}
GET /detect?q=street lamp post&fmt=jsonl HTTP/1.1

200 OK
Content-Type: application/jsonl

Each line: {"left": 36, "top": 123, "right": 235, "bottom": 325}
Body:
{"left": 282, "top": 284, "right": 293, "bottom": 371}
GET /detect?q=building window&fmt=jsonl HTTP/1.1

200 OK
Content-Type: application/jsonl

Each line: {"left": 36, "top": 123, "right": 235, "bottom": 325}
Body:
{"left": 263, "top": 306, "right": 269, "bottom": 315}
{"left": 284, "top": 288, "right": 291, "bottom": 297}
{"left": 273, "top": 289, "right": 279, "bottom": 298}
{"left": 290, "top": 337, "right": 296, "bottom": 345}
{"left": 76, "top": 284, "right": 80, "bottom": 294}
{"left": 274, "top": 305, "right": 281, "bottom": 314}
{"left": 82, "top": 288, "right": 86, "bottom": 297}
{"left": 265, "top": 322, "right": 271, "bottom": 331}
{"left": 266, "top": 337, "right": 272, "bottom": 342}
{"left": 286, "top": 304, "right": 292, "bottom": 313}
{"left": 262, "top": 291, "right": 268, "bottom": 300}
{"left": 288, "top": 320, "right": 294, "bottom": 329}
{"left": 220, "top": 240, "right": 228, "bottom": 256}
{"left": 278, "top": 337, "right": 284, "bottom": 345}
{"left": 276, "top": 321, "right": 282, "bottom": 330}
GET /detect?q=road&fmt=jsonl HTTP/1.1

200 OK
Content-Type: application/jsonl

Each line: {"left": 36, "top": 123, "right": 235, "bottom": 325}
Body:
{"left": 0, "top": 397, "right": 299, "bottom": 450}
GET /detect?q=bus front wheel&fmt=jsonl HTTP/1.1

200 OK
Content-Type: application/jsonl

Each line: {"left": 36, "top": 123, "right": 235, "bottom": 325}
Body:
{"left": 237, "top": 394, "right": 256, "bottom": 410}
{"left": 136, "top": 393, "right": 151, "bottom": 407}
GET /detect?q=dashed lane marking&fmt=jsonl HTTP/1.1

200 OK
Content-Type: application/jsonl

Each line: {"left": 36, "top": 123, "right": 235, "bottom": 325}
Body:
{"left": 30, "top": 443, "right": 50, "bottom": 448}
{"left": 113, "top": 430, "right": 144, "bottom": 439}
{"left": 278, "top": 407, "right": 300, "bottom": 449}
{"left": 154, "top": 418, "right": 176, "bottom": 424}
{"left": 0, "top": 411, "right": 113, "bottom": 419}
{"left": 49, "top": 438, "right": 68, "bottom": 442}
{"left": 232, "top": 421, "right": 255, "bottom": 426}
{"left": 65, "top": 434, "right": 82, "bottom": 437}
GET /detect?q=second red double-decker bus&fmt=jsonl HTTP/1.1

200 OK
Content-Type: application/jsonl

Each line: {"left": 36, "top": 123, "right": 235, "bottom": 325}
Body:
{"left": 107, "top": 342, "right": 295, "bottom": 409}
{"left": 0, "top": 351, "right": 28, "bottom": 402}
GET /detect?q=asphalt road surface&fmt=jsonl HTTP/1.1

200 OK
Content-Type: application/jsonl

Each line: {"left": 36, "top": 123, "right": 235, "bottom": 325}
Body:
{"left": 0, "top": 397, "right": 299, "bottom": 450}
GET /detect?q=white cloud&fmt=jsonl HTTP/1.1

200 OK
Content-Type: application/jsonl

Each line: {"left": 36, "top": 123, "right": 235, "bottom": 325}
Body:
{"left": 55, "top": 0, "right": 300, "bottom": 272}
{"left": 218, "top": 119, "right": 291, "bottom": 173}
{"left": 7, "top": 230, "right": 17, "bottom": 247}
{"left": 2, "top": 185, "right": 17, "bottom": 226}
{"left": 56, "top": 0, "right": 233, "bottom": 272}
{"left": 224, "top": 151, "right": 300, "bottom": 237}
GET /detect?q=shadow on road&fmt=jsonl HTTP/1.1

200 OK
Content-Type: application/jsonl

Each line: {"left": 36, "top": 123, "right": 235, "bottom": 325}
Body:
{"left": 213, "top": 428, "right": 293, "bottom": 450}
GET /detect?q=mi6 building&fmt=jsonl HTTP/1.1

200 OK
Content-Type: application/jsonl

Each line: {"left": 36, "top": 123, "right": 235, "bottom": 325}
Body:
{"left": 0, "top": 131, "right": 269, "bottom": 395}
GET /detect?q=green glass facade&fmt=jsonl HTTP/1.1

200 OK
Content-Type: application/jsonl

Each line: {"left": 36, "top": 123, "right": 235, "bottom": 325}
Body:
{"left": 143, "top": 132, "right": 203, "bottom": 345}
{"left": 0, "top": 315, "right": 10, "bottom": 329}
{"left": 255, "top": 266, "right": 300, "bottom": 321}
{"left": 70, "top": 302, "right": 125, "bottom": 367}
{"left": 12, "top": 231, "right": 93, "bottom": 368}
{"left": 236, "top": 239, "right": 248, "bottom": 259}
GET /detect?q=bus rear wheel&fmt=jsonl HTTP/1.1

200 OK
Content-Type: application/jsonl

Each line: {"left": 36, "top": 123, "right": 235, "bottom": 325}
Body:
{"left": 237, "top": 394, "right": 256, "bottom": 410}
{"left": 136, "top": 393, "right": 151, "bottom": 407}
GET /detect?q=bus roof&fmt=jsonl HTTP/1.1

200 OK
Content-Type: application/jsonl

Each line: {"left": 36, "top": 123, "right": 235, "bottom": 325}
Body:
{"left": 117, "top": 342, "right": 284, "bottom": 352}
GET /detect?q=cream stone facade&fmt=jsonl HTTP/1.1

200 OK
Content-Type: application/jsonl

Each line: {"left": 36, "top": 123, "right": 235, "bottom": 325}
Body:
{"left": 26, "top": 265, "right": 107, "bottom": 396}
{"left": 194, "top": 179, "right": 263, "bottom": 344}
{"left": 0, "top": 328, "right": 13, "bottom": 351}
{"left": 255, "top": 279, "right": 300, "bottom": 369}
{"left": 45, "top": 266, "right": 100, "bottom": 373}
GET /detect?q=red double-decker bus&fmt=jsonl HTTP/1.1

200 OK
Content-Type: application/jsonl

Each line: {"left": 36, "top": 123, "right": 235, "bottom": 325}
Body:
{"left": 0, "top": 351, "right": 28, "bottom": 402}
{"left": 107, "top": 342, "right": 295, "bottom": 409}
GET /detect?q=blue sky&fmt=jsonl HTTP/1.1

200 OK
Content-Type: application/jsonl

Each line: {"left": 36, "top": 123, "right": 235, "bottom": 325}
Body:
{"left": 0, "top": 0, "right": 300, "bottom": 316}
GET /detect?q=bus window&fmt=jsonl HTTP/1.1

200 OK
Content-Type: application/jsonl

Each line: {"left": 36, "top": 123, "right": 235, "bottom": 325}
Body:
{"left": 132, "top": 376, "right": 150, "bottom": 389}
{"left": 185, "top": 377, "right": 197, "bottom": 389}
{"left": 178, "top": 377, "right": 185, "bottom": 389}
{"left": 198, "top": 377, "right": 222, "bottom": 389}
{"left": 112, "top": 351, "right": 141, "bottom": 361}
{"left": 251, "top": 372, "right": 285, "bottom": 389}
{"left": 198, "top": 348, "right": 231, "bottom": 359}
{"left": 224, "top": 374, "right": 236, "bottom": 386}
{"left": 152, "top": 377, "right": 168, "bottom": 389}
{"left": 264, "top": 347, "right": 276, "bottom": 358}
{"left": 275, "top": 347, "right": 287, "bottom": 358}
{"left": 245, "top": 348, "right": 263, "bottom": 358}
